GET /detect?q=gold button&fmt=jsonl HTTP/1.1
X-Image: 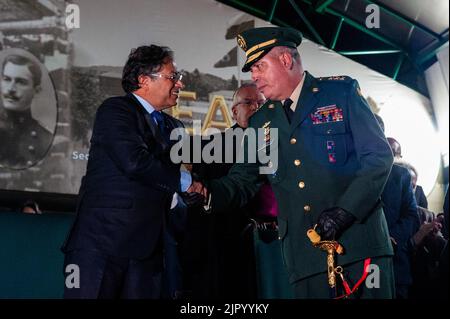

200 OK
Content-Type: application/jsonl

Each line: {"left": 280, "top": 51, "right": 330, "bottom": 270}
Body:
{"left": 294, "top": 159, "right": 301, "bottom": 166}
{"left": 298, "top": 181, "right": 305, "bottom": 189}
{"left": 290, "top": 138, "right": 297, "bottom": 144}
{"left": 304, "top": 205, "right": 311, "bottom": 212}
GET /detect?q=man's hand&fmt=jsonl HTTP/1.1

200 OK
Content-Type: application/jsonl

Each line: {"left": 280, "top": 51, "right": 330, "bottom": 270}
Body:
{"left": 413, "top": 221, "right": 441, "bottom": 246}
{"left": 187, "top": 181, "right": 208, "bottom": 198}
{"left": 179, "top": 192, "right": 205, "bottom": 208}
{"left": 316, "top": 207, "right": 356, "bottom": 241}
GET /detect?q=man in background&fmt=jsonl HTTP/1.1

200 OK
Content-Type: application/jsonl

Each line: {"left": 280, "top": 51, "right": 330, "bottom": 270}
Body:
{"left": 183, "top": 83, "right": 266, "bottom": 298}
{"left": 375, "top": 118, "right": 419, "bottom": 298}
{"left": 0, "top": 54, "right": 52, "bottom": 168}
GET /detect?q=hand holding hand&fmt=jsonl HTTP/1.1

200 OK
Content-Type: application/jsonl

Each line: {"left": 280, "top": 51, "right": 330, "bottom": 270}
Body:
{"left": 179, "top": 192, "right": 205, "bottom": 208}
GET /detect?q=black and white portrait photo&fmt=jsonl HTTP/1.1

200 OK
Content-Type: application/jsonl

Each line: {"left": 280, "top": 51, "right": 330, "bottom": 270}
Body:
{"left": 0, "top": 48, "right": 57, "bottom": 169}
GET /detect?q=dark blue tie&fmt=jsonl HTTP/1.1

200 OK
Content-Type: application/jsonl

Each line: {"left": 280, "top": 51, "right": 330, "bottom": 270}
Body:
{"left": 283, "top": 98, "right": 294, "bottom": 123}
{"left": 151, "top": 111, "right": 168, "bottom": 141}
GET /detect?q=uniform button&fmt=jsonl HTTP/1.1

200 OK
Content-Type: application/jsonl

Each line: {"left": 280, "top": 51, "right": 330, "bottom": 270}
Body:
{"left": 290, "top": 138, "right": 297, "bottom": 144}
{"left": 28, "top": 145, "right": 35, "bottom": 152}
{"left": 278, "top": 236, "right": 281, "bottom": 240}
{"left": 294, "top": 159, "right": 301, "bottom": 166}
{"left": 298, "top": 181, "right": 305, "bottom": 189}
{"left": 31, "top": 131, "right": 37, "bottom": 137}
{"left": 304, "top": 205, "right": 311, "bottom": 212}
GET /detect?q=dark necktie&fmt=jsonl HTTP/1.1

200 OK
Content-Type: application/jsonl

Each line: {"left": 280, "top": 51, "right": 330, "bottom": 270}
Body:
{"left": 283, "top": 98, "right": 294, "bottom": 123}
{"left": 151, "top": 111, "right": 168, "bottom": 141}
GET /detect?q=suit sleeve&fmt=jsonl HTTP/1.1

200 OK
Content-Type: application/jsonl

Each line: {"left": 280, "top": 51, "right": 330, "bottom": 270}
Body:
{"left": 389, "top": 171, "right": 420, "bottom": 245}
{"left": 337, "top": 80, "right": 394, "bottom": 221}
{"left": 95, "top": 98, "right": 179, "bottom": 193}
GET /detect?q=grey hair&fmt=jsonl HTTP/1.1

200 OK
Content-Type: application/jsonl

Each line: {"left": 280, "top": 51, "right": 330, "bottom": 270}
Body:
{"left": 271, "top": 46, "right": 300, "bottom": 63}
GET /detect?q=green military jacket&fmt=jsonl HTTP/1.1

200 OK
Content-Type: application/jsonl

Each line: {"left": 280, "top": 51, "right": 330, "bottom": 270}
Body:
{"left": 210, "top": 72, "right": 394, "bottom": 283}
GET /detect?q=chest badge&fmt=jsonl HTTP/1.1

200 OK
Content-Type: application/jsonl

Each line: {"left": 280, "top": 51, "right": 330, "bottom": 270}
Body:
{"left": 311, "top": 105, "right": 343, "bottom": 125}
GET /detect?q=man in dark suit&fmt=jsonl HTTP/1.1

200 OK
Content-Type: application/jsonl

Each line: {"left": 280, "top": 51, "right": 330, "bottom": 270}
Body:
{"left": 376, "top": 129, "right": 419, "bottom": 298}
{"left": 191, "top": 27, "right": 394, "bottom": 298}
{"left": 62, "top": 45, "right": 186, "bottom": 298}
{"left": 375, "top": 117, "right": 420, "bottom": 298}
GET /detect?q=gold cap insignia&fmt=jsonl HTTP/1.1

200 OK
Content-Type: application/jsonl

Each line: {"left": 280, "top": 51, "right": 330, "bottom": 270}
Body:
{"left": 237, "top": 35, "right": 247, "bottom": 51}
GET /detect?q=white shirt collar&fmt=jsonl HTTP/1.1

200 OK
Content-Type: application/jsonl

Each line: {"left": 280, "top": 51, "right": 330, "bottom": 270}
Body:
{"left": 132, "top": 93, "right": 156, "bottom": 115}
{"left": 282, "top": 72, "right": 305, "bottom": 112}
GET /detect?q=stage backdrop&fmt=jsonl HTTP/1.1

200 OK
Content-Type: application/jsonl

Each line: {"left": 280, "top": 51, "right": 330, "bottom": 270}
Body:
{"left": 0, "top": 0, "right": 443, "bottom": 210}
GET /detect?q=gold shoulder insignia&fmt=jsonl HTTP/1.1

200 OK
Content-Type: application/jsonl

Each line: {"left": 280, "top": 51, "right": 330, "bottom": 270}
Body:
{"left": 327, "top": 75, "right": 347, "bottom": 81}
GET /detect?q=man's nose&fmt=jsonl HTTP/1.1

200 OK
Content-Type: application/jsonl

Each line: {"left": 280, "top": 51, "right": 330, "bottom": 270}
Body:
{"left": 5, "top": 81, "right": 16, "bottom": 92}
{"left": 250, "top": 102, "right": 258, "bottom": 111}
{"left": 251, "top": 71, "right": 258, "bottom": 82}
{"left": 175, "top": 79, "right": 184, "bottom": 90}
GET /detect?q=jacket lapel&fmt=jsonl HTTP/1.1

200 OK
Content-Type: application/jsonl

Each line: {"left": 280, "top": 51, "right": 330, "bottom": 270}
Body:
{"left": 127, "top": 93, "right": 169, "bottom": 151}
{"left": 290, "top": 72, "right": 320, "bottom": 133}
{"left": 262, "top": 100, "right": 290, "bottom": 137}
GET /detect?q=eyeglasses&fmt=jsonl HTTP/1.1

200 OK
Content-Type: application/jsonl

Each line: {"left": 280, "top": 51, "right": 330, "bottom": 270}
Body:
{"left": 234, "top": 99, "right": 265, "bottom": 108}
{"left": 150, "top": 72, "right": 183, "bottom": 82}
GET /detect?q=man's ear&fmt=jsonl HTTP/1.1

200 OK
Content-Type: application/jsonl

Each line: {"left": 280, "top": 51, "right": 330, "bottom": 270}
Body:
{"left": 231, "top": 105, "right": 238, "bottom": 120}
{"left": 137, "top": 75, "right": 150, "bottom": 88}
{"left": 279, "top": 52, "right": 293, "bottom": 70}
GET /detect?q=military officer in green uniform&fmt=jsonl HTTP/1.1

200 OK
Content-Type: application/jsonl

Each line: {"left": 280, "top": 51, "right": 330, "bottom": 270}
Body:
{"left": 191, "top": 27, "right": 395, "bottom": 298}
{"left": 0, "top": 54, "right": 53, "bottom": 169}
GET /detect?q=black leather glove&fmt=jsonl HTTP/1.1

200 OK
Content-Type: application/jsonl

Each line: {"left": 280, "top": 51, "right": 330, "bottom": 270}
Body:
{"left": 316, "top": 207, "right": 356, "bottom": 240}
{"left": 179, "top": 192, "right": 205, "bottom": 208}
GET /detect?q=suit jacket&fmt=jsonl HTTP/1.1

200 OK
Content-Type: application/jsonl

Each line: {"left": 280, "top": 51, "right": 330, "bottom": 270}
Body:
{"left": 415, "top": 185, "right": 428, "bottom": 209}
{"left": 62, "top": 93, "right": 183, "bottom": 259}
{"left": 382, "top": 164, "right": 419, "bottom": 285}
{"left": 209, "top": 72, "right": 394, "bottom": 283}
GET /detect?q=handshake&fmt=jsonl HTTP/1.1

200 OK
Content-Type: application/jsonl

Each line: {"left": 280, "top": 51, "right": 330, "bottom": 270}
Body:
{"left": 179, "top": 173, "right": 210, "bottom": 210}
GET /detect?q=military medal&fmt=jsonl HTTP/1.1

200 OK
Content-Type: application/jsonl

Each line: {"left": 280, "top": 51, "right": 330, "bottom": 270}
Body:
{"left": 311, "top": 105, "right": 343, "bottom": 125}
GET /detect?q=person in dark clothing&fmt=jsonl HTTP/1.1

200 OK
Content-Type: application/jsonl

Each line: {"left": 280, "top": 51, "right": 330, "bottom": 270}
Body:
{"left": 405, "top": 163, "right": 428, "bottom": 209}
{"left": 182, "top": 83, "right": 267, "bottom": 299}
{"left": 376, "top": 116, "right": 419, "bottom": 299}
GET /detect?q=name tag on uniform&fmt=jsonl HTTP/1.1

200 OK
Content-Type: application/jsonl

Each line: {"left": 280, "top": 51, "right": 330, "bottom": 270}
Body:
{"left": 311, "top": 105, "right": 343, "bottom": 125}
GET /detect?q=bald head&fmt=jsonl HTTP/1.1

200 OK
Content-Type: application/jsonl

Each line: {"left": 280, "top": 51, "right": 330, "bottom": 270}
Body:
{"left": 231, "top": 83, "right": 265, "bottom": 128}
